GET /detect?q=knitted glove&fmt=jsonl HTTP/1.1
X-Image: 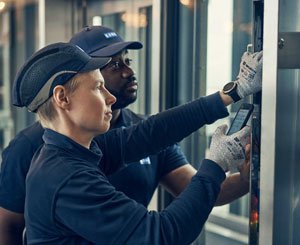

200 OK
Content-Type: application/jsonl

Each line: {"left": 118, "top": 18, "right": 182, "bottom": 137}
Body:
{"left": 236, "top": 51, "right": 263, "bottom": 98}
{"left": 208, "top": 125, "right": 250, "bottom": 172}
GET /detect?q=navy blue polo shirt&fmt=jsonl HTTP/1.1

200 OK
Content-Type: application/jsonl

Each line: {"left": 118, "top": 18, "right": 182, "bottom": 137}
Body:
{"left": 25, "top": 129, "right": 225, "bottom": 244}
{"left": 107, "top": 109, "right": 187, "bottom": 206}
{"left": 0, "top": 122, "right": 44, "bottom": 212}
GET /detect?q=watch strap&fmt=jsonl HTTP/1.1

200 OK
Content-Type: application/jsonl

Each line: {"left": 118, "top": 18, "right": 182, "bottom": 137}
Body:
{"left": 223, "top": 82, "right": 241, "bottom": 102}
{"left": 228, "top": 87, "right": 241, "bottom": 102}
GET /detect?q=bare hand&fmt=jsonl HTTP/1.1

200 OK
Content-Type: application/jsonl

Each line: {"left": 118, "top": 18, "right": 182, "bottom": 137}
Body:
{"left": 237, "top": 143, "right": 250, "bottom": 182}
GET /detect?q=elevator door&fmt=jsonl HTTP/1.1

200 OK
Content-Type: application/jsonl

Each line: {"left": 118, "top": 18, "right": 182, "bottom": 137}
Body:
{"left": 260, "top": 0, "right": 300, "bottom": 244}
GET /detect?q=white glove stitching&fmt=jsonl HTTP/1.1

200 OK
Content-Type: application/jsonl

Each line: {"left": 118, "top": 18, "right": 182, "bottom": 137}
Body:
{"left": 236, "top": 51, "right": 263, "bottom": 98}
{"left": 208, "top": 125, "right": 250, "bottom": 172}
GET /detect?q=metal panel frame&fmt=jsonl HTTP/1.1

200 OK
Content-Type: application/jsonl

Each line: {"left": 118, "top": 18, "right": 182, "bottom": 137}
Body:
{"left": 259, "top": 0, "right": 279, "bottom": 244}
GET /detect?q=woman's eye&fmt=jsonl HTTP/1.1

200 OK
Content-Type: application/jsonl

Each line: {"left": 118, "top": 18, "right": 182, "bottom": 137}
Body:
{"left": 97, "top": 86, "right": 103, "bottom": 92}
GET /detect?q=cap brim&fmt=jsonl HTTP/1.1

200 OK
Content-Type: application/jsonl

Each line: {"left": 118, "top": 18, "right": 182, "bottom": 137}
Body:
{"left": 90, "top": 41, "right": 143, "bottom": 57}
{"left": 80, "top": 56, "right": 111, "bottom": 72}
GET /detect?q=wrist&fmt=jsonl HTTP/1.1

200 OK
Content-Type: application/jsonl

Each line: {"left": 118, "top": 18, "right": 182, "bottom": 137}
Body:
{"left": 219, "top": 91, "right": 234, "bottom": 106}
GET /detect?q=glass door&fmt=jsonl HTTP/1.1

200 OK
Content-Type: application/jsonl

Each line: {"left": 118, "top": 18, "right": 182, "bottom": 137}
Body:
{"left": 0, "top": 4, "right": 13, "bottom": 160}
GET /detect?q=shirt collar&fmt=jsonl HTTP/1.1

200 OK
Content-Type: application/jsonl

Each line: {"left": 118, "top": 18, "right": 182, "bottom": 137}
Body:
{"left": 113, "top": 109, "right": 134, "bottom": 128}
{"left": 43, "top": 128, "right": 103, "bottom": 166}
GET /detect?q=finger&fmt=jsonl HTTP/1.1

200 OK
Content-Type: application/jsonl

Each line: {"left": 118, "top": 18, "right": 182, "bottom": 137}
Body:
{"left": 256, "top": 51, "right": 263, "bottom": 61}
{"left": 237, "top": 160, "right": 248, "bottom": 172}
{"left": 258, "top": 54, "right": 263, "bottom": 65}
{"left": 237, "top": 161, "right": 250, "bottom": 182}
{"left": 246, "top": 135, "right": 251, "bottom": 144}
{"left": 239, "top": 125, "right": 251, "bottom": 138}
{"left": 241, "top": 51, "right": 249, "bottom": 60}
{"left": 245, "top": 143, "right": 251, "bottom": 160}
{"left": 254, "top": 50, "right": 263, "bottom": 61}
{"left": 232, "top": 126, "right": 251, "bottom": 146}
{"left": 214, "top": 124, "right": 228, "bottom": 137}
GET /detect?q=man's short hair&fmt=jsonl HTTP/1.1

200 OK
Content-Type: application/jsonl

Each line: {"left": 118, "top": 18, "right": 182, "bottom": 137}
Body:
{"left": 12, "top": 42, "right": 111, "bottom": 112}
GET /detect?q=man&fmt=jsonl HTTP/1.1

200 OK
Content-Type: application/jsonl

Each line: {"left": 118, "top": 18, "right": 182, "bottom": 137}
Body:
{"left": 16, "top": 42, "right": 250, "bottom": 244}
{"left": 0, "top": 26, "right": 262, "bottom": 244}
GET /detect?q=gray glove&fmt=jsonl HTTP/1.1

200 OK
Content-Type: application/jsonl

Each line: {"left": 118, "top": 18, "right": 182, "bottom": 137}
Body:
{"left": 208, "top": 125, "right": 250, "bottom": 172}
{"left": 236, "top": 51, "right": 263, "bottom": 98}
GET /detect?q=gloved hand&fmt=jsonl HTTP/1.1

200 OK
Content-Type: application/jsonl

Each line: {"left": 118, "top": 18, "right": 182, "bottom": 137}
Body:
{"left": 208, "top": 125, "right": 250, "bottom": 172}
{"left": 236, "top": 51, "right": 263, "bottom": 98}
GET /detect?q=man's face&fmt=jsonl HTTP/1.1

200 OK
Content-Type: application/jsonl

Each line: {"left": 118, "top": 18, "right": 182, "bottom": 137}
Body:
{"left": 100, "top": 50, "right": 137, "bottom": 110}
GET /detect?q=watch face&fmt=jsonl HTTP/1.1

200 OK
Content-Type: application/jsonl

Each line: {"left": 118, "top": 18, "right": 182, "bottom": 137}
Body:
{"left": 223, "top": 81, "right": 236, "bottom": 93}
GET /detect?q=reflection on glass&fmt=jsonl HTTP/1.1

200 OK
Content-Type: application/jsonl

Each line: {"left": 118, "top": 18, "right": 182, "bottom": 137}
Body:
{"left": 0, "top": 1, "right": 6, "bottom": 11}
{"left": 176, "top": 1, "right": 252, "bottom": 243}
{"left": 0, "top": 45, "right": 3, "bottom": 110}
{"left": 138, "top": 6, "right": 152, "bottom": 115}
{"left": 102, "top": 13, "right": 126, "bottom": 39}
{"left": 86, "top": 0, "right": 153, "bottom": 115}
{"left": 0, "top": 8, "right": 13, "bottom": 150}
{"left": 207, "top": 0, "right": 252, "bottom": 219}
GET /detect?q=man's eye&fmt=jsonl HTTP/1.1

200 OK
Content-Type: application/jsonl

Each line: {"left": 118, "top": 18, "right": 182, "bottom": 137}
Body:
{"left": 112, "top": 62, "right": 120, "bottom": 69}
{"left": 125, "top": 58, "right": 132, "bottom": 66}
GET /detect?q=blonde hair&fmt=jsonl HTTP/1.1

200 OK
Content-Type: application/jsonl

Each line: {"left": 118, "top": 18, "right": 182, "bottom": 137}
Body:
{"left": 37, "top": 75, "right": 80, "bottom": 126}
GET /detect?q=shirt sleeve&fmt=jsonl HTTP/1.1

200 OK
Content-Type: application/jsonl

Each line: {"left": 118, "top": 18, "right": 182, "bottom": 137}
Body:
{"left": 158, "top": 144, "right": 188, "bottom": 178}
{"left": 54, "top": 159, "right": 225, "bottom": 245}
{"left": 0, "top": 135, "right": 35, "bottom": 213}
{"left": 95, "top": 92, "right": 229, "bottom": 175}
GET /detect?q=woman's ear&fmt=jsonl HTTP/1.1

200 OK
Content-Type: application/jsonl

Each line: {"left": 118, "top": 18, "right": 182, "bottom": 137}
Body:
{"left": 52, "top": 85, "right": 70, "bottom": 110}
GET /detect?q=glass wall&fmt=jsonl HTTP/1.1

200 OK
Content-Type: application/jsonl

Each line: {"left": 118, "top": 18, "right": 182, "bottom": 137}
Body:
{"left": 174, "top": 0, "right": 253, "bottom": 244}
{"left": 206, "top": 1, "right": 252, "bottom": 243}
{"left": 207, "top": 0, "right": 252, "bottom": 219}
{"left": 0, "top": 0, "right": 40, "bottom": 160}
{"left": 0, "top": 6, "right": 12, "bottom": 159}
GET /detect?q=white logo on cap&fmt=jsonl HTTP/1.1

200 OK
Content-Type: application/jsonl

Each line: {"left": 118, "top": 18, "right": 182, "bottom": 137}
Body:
{"left": 104, "top": 32, "right": 117, "bottom": 38}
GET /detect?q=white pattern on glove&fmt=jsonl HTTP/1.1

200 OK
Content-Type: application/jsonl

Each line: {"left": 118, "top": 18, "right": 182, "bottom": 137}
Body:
{"left": 208, "top": 125, "right": 250, "bottom": 172}
{"left": 236, "top": 51, "right": 263, "bottom": 98}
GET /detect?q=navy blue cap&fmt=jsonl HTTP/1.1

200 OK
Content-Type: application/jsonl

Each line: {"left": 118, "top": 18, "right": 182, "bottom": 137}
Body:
{"left": 12, "top": 42, "right": 111, "bottom": 112}
{"left": 69, "top": 26, "right": 143, "bottom": 57}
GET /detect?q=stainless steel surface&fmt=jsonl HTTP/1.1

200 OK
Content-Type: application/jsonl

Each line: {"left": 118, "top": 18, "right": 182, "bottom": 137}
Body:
{"left": 278, "top": 32, "right": 300, "bottom": 68}
{"left": 275, "top": 0, "right": 300, "bottom": 244}
{"left": 259, "top": 0, "right": 279, "bottom": 244}
{"left": 261, "top": 0, "right": 300, "bottom": 244}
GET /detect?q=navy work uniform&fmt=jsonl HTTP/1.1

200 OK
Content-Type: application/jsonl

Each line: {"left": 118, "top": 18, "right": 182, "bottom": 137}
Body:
{"left": 24, "top": 93, "right": 228, "bottom": 244}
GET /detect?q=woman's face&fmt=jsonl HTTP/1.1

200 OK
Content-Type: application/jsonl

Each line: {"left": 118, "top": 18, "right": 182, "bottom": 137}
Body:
{"left": 67, "top": 70, "right": 116, "bottom": 136}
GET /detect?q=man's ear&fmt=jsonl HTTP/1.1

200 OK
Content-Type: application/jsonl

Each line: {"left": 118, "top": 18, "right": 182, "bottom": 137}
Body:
{"left": 52, "top": 85, "right": 70, "bottom": 110}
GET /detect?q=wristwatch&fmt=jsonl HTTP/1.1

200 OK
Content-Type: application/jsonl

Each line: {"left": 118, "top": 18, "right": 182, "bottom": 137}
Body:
{"left": 222, "top": 81, "right": 241, "bottom": 102}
